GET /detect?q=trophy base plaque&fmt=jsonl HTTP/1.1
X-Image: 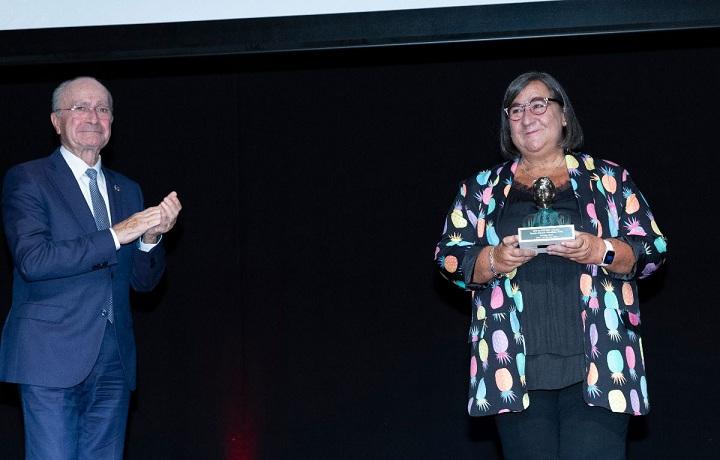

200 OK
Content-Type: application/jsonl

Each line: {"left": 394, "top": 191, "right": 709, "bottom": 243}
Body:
{"left": 518, "top": 225, "right": 575, "bottom": 253}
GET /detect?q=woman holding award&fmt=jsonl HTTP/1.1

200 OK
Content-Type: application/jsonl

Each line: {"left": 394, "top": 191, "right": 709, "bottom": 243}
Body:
{"left": 435, "top": 71, "right": 667, "bottom": 459}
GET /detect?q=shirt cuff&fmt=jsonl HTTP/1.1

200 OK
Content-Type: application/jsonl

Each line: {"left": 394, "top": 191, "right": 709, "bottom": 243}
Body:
{"left": 109, "top": 228, "right": 121, "bottom": 250}
{"left": 137, "top": 234, "right": 162, "bottom": 252}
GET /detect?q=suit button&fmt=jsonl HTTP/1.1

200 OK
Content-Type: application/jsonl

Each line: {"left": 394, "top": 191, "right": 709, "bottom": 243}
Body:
{"left": 101, "top": 309, "right": 108, "bottom": 317}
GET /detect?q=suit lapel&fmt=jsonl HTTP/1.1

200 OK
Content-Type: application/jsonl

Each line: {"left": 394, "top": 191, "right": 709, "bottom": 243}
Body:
{"left": 102, "top": 168, "right": 124, "bottom": 225}
{"left": 46, "top": 150, "right": 98, "bottom": 234}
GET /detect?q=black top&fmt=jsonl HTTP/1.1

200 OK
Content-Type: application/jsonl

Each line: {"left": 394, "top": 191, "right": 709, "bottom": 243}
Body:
{"left": 499, "top": 181, "right": 585, "bottom": 390}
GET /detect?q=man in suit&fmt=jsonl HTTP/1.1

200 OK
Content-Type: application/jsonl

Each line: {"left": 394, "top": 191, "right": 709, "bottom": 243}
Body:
{"left": 0, "top": 76, "right": 181, "bottom": 459}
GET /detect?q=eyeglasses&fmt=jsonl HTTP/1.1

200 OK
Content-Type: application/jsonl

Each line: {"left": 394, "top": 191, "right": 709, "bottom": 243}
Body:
{"left": 504, "top": 97, "right": 562, "bottom": 121}
{"left": 56, "top": 105, "right": 113, "bottom": 119}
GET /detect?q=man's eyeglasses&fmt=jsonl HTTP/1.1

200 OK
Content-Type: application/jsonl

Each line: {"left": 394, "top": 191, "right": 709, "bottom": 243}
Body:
{"left": 504, "top": 97, "right": 562, "bottom": 121}
{"left": 56, "top": 105, "right": 113, "bottom": 120}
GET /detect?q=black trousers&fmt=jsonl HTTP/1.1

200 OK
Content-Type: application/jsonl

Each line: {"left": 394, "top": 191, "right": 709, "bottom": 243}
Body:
{"left": 494, "top": 382, "right": 630, "bottom": 460}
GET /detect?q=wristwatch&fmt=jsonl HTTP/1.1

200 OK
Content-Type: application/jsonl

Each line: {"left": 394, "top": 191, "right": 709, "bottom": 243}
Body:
{"left": 599, "top": 239, "right": 616, "bottom": 267}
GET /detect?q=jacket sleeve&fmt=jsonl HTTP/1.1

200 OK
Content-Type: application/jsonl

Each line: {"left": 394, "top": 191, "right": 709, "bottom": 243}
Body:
{"left": 434, "top": 179, "right": 487, "bottom": 290}
{"left": 125, "top": 186, "right": 167, "bottom": 292}
{"left": 613, "top": 167, "right": 668, "bottom": 280}
{"left": 2, "top": 165, "right": 118, "bottom": 282}
{"left": 131, "top": 244, "right": 166, "bottom": 292}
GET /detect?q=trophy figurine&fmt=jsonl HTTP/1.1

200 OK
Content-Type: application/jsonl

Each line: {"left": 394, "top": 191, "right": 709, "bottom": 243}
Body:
{"left": 518, "top": 176, "right": 575, "bottom": 253}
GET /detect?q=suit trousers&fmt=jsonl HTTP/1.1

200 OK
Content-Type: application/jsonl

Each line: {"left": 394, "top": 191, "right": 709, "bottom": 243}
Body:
{"left": 494, "top": 382, "right": 631, "bottom": 460}
{"left": 19, "top": 321, "right": 130, "bottom": 460}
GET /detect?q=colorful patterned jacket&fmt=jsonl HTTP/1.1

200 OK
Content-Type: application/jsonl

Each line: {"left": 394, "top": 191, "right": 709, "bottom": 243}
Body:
{"left": 435, "top": 153, "right": 667, "bottom": 416}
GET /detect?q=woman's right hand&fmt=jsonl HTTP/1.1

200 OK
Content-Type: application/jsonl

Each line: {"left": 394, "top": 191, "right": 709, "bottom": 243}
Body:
{"left": 492, "top": 235, "right": 538, "bottom": 274}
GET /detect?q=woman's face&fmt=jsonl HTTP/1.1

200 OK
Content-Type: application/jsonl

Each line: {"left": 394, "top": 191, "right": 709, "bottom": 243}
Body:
{"left": 508, "top": 80, "right": 566, "bottom": 159}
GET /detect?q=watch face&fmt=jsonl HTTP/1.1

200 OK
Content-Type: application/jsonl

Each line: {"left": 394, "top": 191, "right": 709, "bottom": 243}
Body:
{"left": 603, "top": 250, "right": 616, "bottom": 265}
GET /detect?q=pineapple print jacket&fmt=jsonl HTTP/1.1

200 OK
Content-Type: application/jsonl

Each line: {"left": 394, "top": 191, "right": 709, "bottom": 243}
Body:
{"left": 435, "top": 153, "right": 668, "bottom": 416}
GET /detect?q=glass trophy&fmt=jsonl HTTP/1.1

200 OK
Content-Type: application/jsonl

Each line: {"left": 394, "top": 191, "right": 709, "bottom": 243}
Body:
{"left": 517, "top": 177, "right": 575, "bottom": 253}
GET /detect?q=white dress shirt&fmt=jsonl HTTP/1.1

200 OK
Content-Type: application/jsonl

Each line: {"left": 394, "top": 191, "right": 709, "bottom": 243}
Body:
{"left": 60, "top": 146, "right": 157, "bottom": 252}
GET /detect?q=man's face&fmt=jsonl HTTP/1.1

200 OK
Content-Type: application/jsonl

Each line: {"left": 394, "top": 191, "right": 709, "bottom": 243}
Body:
{"left": 50, "top": 78, "right": 113, "bottom": 155}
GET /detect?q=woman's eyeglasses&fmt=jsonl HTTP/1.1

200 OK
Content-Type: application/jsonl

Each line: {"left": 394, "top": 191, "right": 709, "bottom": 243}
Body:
{"left": 504, "top": 97, "right": 562, "bottom": 121}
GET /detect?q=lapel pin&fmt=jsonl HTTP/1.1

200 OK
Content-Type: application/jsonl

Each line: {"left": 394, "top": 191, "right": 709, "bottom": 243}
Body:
{"left": 114, "top": 184, "right": 121, "bottom": 192}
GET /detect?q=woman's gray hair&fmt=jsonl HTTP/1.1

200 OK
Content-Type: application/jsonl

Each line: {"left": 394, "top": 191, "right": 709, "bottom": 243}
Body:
{"left": 51, "top": 77, "right": 113, "bottom": 112}
{"left": 499, "top": 71, "right": 583, "bottom": 159}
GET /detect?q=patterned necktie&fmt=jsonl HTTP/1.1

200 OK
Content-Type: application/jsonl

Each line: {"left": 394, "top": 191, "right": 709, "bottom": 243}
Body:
{"left": 86, "top": 168, "right": 114, "bottom": 323}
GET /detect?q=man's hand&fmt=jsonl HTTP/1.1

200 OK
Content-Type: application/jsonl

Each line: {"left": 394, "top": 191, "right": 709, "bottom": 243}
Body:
{"left": 113, "top": 207, "right": 163, "bottom": 245}
{"left": 141, "top": 191, "right": 182, "bottom": 244}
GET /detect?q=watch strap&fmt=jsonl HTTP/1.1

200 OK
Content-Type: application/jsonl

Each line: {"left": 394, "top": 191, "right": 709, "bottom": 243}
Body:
{"left": 599, "top": 239, "right": 615, "bottom": 267}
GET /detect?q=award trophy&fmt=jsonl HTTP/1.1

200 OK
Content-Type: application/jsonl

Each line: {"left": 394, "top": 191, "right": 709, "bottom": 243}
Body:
{"left": 517, "top": 176, "right": 575, "bottom": 253}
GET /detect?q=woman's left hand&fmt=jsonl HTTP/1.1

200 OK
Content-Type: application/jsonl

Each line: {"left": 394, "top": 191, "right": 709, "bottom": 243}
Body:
{"left": 546, "top": 231, "right": 603, "bottom": 264}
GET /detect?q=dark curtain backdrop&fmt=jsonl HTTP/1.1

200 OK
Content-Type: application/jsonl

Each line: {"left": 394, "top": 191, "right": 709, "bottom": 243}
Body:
{"left": 0, "top": 30, "right": 718, "bottom": 459}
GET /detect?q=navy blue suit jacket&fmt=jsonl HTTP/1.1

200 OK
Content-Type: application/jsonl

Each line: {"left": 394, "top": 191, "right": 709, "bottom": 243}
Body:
{"left": 0, "top": 149, "right": 165, "bottom": 390}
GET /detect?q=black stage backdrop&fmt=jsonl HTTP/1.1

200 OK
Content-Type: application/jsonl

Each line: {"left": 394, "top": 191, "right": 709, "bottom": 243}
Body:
{"left": 0, "top": 30, "right": 718, "bottom": 459}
